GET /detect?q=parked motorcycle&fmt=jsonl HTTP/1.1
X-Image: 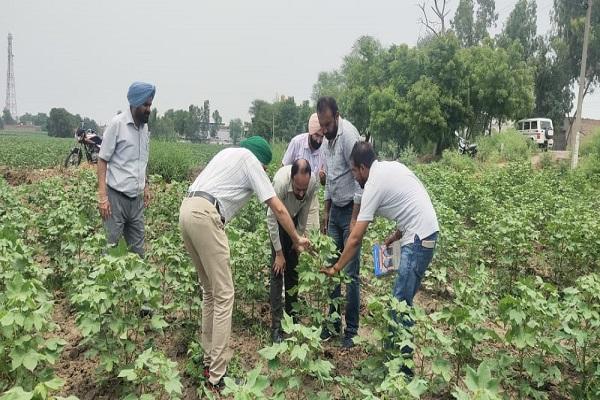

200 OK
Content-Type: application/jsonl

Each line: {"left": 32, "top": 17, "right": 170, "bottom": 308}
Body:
{"left": 64, "top": 127, "right": 102, "bottom": 167}
{"left": 455, "top": 131, "right": 477, "bottom": 157}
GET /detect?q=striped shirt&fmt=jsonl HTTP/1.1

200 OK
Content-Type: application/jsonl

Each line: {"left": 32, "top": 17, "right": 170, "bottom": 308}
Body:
{"left": 323, "top": 117, "right": 362, "bottom": 206}
{"left": 98, "top": 109, "right": 149, "bottom": 198}
{"left": 282, "top": 133, "right": 325, "bottom": 173}
{"left": 188, "top": 147, "right": 276, "bottom": 223}
{"left": 267, "top": 165, "right": 318, "bottom": 252}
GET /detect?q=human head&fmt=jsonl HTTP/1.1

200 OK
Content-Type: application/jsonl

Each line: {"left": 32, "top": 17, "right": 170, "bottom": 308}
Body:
{"left": 308, "top": 113, "right": 324, "bottom": 150}
{"left": 350, "top": 141, "right": 376, "bottom": 189}
{"left": 127, "top": 82, "right": 156, "bottom": 124}
{"left": 290, "top": 159, "right": 311, "bottom": 200}
{"left": 316, "top": 96, "right": 339, "bottom": 141}
{"left": 240, "top": 136, "right": 273, "bottom": 166}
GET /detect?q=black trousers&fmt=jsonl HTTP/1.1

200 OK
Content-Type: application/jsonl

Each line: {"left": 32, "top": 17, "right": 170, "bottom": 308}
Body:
{"left": 270, "top": 221, "right": 299, "bottom": 330}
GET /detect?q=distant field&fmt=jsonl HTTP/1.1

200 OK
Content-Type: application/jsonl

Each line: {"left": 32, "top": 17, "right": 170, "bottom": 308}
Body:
{"left": 0, "top": 130, "right": 225, "bottom": 181}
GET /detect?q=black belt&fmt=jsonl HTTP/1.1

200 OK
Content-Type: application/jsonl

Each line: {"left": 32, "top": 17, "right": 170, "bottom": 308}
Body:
{"left": 187, "top": 191, "right": 225, "bottom": 223}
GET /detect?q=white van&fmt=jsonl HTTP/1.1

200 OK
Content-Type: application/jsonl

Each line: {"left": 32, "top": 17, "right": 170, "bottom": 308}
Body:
{"left": 516, "top": 118, "right": 554, "bottom": 150}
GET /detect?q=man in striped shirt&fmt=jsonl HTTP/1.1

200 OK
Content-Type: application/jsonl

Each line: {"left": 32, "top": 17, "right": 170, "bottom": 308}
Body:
{"left": 281, "top": 113, "right": 326, "bottom": 231}
{"left": 179, "top": 136, "right": 309, "bottom": 392}
{"left": 317, "top": 96, "right": 363, "bottom": 349}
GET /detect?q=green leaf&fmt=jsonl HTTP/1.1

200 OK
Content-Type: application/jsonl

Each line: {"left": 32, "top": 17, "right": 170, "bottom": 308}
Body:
{"left": 22, "top": 350, "right": 39, "bottom": 372}
{"left": 118, "top": 368, "right": 138, "bottom": 381}
{"left": 0, "top": 386, "right": 34, "bottom": 400}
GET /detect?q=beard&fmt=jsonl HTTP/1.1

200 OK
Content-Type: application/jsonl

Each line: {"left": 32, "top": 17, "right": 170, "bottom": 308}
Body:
{"left": 325, "top": 123, "right": 337, "bottom": 141}
{"left": 309, "top": 136, "right": 322, "bottom": 150}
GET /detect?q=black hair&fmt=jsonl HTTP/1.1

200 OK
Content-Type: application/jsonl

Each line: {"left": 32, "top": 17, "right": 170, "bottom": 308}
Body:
{"left": 291, "top": 158, "right": 312, "bottom": 179}
{"left": 350, "top": 142, "right": 376, "bottom": 169}
{"left": 316, "top": 96, "right": 339, "bottom": 116}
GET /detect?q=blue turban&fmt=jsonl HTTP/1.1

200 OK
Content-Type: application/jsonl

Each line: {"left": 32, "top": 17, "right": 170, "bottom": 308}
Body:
{"left": 127, "top": 82, "right": 156, "bottom": 107}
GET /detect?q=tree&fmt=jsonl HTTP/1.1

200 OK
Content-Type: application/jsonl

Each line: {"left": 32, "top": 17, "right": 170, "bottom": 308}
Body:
{"left": 418, "top": 0, "right": 451, "bottom": 37}
{"left": 47, "top": 108, "right": 79, "bottom": 138}
{"left": 229, "top": 118, "right": 244, "bottom": 145}
{"left": 249, "top": 99, "right": 274, "bottom": 140}
{"left": 152, "top": 117, "right": 178, "bottom": 141}
{"left": 498, "top": 0, "right": 538, "bottom": 58}
{"left": 311, "top": 71, "right": 345, "bottom": 103}
{"left": 452, "top": 0, "right": 476, "bottom": 47}
{"left": 451, "top": 0, "right": 498, "bottom": 47}
{"left": 2, "top": 109, "right": 16, "bottom": 125}
{"left": 340, "top": 36, "right": 384, "bottom": 136}
{"left": 211, "top": 110, "right": 222, "bottom": 138}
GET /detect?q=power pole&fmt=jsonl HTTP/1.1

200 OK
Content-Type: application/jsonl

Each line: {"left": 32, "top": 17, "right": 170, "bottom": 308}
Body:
{"left": 4, "top": 33, "right": 18, "bottom": 121}
{"left": 571, "top": 0, "right": 593, "bottom": 169}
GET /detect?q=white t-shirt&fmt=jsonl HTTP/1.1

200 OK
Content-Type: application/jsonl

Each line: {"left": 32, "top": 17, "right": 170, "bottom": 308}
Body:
{"left": 188, "top": 147, "right": 276, "bottom": 223}
{"left": 357, "top": 160, "right": 439, "bottom": 246}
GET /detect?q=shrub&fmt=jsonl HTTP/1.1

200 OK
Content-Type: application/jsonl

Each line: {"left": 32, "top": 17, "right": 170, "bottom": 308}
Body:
{"left": 476, "top": 130, "right": 534, "bottom": 163}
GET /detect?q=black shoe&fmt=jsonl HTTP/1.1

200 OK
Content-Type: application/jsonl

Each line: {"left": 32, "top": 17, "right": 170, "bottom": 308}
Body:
{"left": 341, "top": 334, "right": 355, "bottom": 349}
{"left": 207, "top": 378, "right": 225, "bottom": 393}
{"left": 271, "top": 328, "right": 283, "bottom": 344}
{"left": 320, "top": 328, "right": 333, "bottom": 341}
{"left": 139, "top": 305, "right": 154, "bottom": 318}
{"left": 400, "top": 364, "right": 414, "bottom": 379}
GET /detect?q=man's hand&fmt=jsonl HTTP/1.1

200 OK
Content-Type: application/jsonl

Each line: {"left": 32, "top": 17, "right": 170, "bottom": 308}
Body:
{"left": 144, "top": 185, "right": 151, "bottom": 208}
{"left": 98, "top": 197, "right": 111, "bottom": 221}
{"left": 384, "top": 230, "right": 401, "bottom": 248}
{"left": 320, "top": 264, "right": 338, "bottom": 277}
{"left": 293, "top": 236, "right": 310, "bottom": 253}
{"left": 319, "top": 169, "right": 326, "bottom": 186}
{"left": 273, "top": 251, "right": 286, "bottom": 276}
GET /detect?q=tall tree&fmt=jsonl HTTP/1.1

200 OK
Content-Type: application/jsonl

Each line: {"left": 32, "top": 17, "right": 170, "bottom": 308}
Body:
{"left": 211, "top": 110, "right": 222, "bottom": 138}
{"left": 2, "top": 109, "right": 16, "bottom": 125}
{"left": 474, "top": 0, "right": 498, "bottom": 42}
{"left": 498, "top": 0, "right": 538, "bottom": 58}
{"left": 418, "top": 0, "right": 451, "bottom": 37}
{"left": 311, "top": 71, "right": 345, "bottom": 103}
{"left": 249, "top": 99, "right": 274, "bottom": 140}
{"left": 47, "top": 108, "right": 78, "bottom": 138}
{"left": 229, "top": 118, "right": 244, "bottom": 145}
{"left": 452, "top": 0, "right": 476, "bottom": 47}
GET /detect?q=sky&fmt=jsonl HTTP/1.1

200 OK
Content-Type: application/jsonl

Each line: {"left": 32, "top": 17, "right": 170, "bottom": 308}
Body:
{"left": 0, "top": 0, "right": 598, "bottom": 126}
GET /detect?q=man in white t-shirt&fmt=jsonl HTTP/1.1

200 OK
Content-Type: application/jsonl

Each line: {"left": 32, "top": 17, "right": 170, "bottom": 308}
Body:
{"left": 321, "top": 141, "right": 439, "bottom": 375}
{"left": 179, "top": 136, "right": 310, "bottom": 393}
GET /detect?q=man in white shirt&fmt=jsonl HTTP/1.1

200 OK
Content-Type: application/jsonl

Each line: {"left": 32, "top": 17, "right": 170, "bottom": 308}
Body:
{"left": 97, "top": 81, "right": 155, "bottom": 257}
{"left": 267, "top": 159, "right": 318, "bottom": 343}
{"left": 281, "top": 113, "right": 326, "bottom": 231}
{"left": 179, "top": 136, "right": 310, "bottom": 393}
{"left": 322, "top": 142, "right": 439, "bottom": 375}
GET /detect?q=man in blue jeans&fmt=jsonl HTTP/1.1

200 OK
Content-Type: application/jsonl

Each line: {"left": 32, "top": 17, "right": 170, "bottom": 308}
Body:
{"left": 317, "top": 96, "right": 363, "bottom": 349}
{"left": 321, "top": 141, "right": 439, "bottom": 375}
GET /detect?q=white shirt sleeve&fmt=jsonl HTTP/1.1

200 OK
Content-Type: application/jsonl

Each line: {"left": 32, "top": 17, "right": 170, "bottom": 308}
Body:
{"left": 98, "top": 120, "right": 118, "bottom": 162}
{"left": 281, "top": 139, "right": 295, "bottom": 166}
{"left": 245, "top": 156, "right": 276, "bottom": 203}
{"left": 266, "top": 170, "right": 288, "bottom": 252}
{"left": 356, "top": 180, "right": 381, "bottom": 222}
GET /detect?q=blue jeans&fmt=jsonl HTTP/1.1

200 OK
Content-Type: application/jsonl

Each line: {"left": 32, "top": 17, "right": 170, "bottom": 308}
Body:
{"left": 328, "top": 202, "right": 361, "bottom": 337}
{"left": 392, "top": 232, "right": 438, "bottom": 357}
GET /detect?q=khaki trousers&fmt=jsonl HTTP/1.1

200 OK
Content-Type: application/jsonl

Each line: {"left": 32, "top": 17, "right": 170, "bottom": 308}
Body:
{"left": 305, "top": 194, "right": 320, "bottom": 232}
{"left": 179, "top": 197, "right": 233, "bottom": 385}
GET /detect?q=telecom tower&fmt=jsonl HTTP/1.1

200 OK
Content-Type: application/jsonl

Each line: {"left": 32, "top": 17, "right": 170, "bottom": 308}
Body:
{"left": 4, "top": 33, "right": 17, "bottom": 120}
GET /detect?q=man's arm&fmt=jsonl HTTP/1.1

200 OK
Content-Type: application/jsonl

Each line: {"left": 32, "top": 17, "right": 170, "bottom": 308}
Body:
{"left": 384, "top": 230, "right": 402, "bottom": 247}
{"left": 321, "top": 220, "right": 369, "bottom": 276}
{"left": 97, "top": 159, "right": 111, "bottom": 220}
{"left": 322, "top": 199, "right": 331, "bottom": 235}
{"left": 265, "top": 196, "right": 309, "bottom": 252}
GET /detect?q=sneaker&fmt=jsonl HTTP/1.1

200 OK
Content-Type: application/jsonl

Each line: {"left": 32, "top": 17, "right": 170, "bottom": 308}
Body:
{"left": 271, "top": 328, "right": 283, "bottom": 344}
{"left": 341, "top": 334, "right": 355, "bottom": 349}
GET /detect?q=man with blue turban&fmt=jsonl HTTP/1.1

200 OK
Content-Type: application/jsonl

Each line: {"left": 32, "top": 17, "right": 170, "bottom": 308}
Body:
{"left": 97, "top": 81, "right": 156, "bottom": 257}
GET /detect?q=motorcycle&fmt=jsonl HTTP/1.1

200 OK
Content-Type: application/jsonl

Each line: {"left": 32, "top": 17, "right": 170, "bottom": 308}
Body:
{"left": 455, "top": 131, "right": 477, "bottom": 157}
{"left": 64, "top": 127, "right": 102, "bottom": 167}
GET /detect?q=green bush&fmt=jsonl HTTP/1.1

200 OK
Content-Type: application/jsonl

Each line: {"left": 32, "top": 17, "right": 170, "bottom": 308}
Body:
{"left": 476, "top": 130, "right": 535, "bottom": 163}
{"left": 579, "top": 128, "right": 600, "bottom": 157}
